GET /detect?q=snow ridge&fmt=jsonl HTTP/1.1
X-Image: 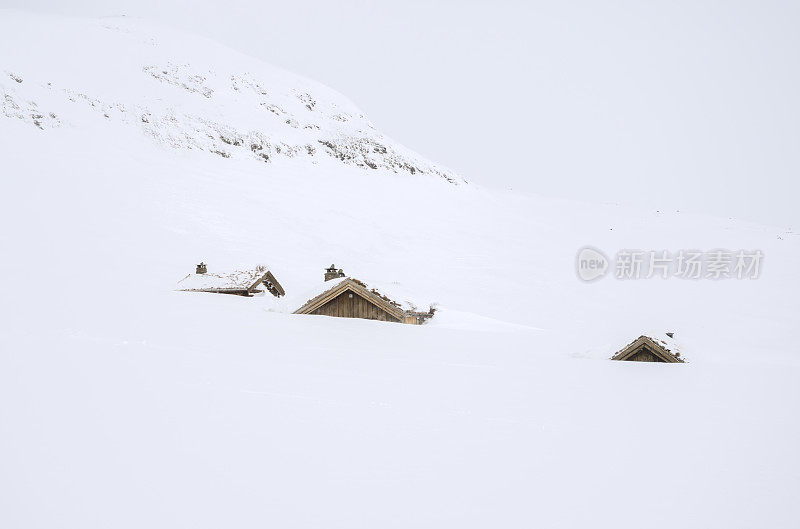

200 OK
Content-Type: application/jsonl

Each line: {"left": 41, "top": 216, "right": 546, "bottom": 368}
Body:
{"left": 0, "top": 14, "right": 463, "bottom": 184}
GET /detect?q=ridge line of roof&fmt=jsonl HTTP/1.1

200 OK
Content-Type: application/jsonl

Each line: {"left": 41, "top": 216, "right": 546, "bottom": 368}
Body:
{"left": 293, "top": 277, "right": 406, "bottom": 320}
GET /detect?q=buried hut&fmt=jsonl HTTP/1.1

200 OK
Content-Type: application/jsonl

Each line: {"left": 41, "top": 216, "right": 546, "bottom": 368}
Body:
{"left": 177, "top": 262, "right": 285, "bottom": 297}
{"left": 293, "top": 266, "right": 435, "bottom": 324}
{"left": 611, "top": 333, "right": 685, "bottom": 363}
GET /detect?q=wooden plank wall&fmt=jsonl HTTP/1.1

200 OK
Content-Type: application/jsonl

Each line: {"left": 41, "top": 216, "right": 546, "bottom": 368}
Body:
{"left": 310, "top": 290, "right": 401, "bottom": 322}
{"left": 627, "top": 347, "right": 662, "bottom": 362}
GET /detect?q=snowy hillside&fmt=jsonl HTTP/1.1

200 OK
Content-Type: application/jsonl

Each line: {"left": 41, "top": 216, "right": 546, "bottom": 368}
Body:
{"left": 0, "top": 12, "right": 461, "bottom": 183}
{"left": 1, "top": 10, "right": 799, "bottom": 529}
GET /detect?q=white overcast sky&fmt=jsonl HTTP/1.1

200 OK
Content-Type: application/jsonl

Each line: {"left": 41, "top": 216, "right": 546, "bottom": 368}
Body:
{"left": 4, "top": 0, "right": 799, "bottom": 227}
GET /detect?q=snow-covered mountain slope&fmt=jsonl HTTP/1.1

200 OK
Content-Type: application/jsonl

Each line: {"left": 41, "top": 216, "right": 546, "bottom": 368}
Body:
{"left": 0, "top": 12, "right": 461, "bottom": 183}
{"left": 1, "top": 11, "right": 799, "bottom": 529}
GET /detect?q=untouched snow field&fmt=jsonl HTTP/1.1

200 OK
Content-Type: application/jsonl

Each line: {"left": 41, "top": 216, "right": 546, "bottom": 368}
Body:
{"left": 1, "top": 11, "right": 799, "bottom": 529}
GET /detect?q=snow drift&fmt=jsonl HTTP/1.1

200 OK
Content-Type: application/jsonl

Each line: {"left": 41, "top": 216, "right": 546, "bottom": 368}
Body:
{"left": 1, "top": 10, "right": 799, "bottom": 529}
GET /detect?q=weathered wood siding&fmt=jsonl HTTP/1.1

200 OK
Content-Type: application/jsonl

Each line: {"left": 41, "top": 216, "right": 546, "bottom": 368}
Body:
{"left": 310, "top": 289, "right": 401, "bottom": 322}
{"left": 626, "top": 347, "right": 664, "bottom": 362}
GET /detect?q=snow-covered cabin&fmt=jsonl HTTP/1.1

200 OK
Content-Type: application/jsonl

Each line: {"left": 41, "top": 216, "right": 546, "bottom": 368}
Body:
{"left": 293, "top": 268, "right": 434, "bottom": 324}
{"left": 611, "top": 333, "right": 685, "bottom": 363}
{"left": 177, "top": 263, "right": 285, "bottom": 297}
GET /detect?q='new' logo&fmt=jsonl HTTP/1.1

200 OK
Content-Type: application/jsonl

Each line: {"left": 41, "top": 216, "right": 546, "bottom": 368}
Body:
{"left": 576, "top": 247, "right": 609, "bottom": 281}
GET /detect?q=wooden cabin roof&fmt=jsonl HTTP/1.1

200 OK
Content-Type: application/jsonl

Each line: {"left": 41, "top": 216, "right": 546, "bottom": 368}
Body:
{"left": 293, "top": 277, "right": 407, "bottom": 321}
{"left": 177, "top": 267, "right": 285, "bottom": 297}
{"left": 611, "top": 334, "right": 684, "bottom": 363}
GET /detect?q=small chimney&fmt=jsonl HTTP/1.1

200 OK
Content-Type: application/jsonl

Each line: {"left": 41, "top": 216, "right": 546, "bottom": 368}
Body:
{"left": 666, "top": 332, "right": 674, "bottom": 338}
{"left": 196, "top": 262, "right": 207, "bottom": 274}
{"left": 324, "top": 264, "right": 345, "bottom": 281}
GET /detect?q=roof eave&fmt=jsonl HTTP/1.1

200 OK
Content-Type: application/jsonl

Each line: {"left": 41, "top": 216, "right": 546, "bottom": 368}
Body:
{"left": 611, "top": 335, "right": 684, "bottom": 363}
{"left": 293, "top": 278, "right": 406, "bottom": 321}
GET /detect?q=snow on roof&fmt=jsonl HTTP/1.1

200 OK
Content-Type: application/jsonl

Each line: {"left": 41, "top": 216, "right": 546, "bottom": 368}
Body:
{"left": 290, "top": 275, "right": 434, "bottom": 315}
{"left": 612, "top": 332, "right": 685, "bottom": 362}
{"left": 177, "top": 267, "right": 269, "bottom": 293}
{"left": 645, "top": 332, "right": 682, "bottom": 357}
